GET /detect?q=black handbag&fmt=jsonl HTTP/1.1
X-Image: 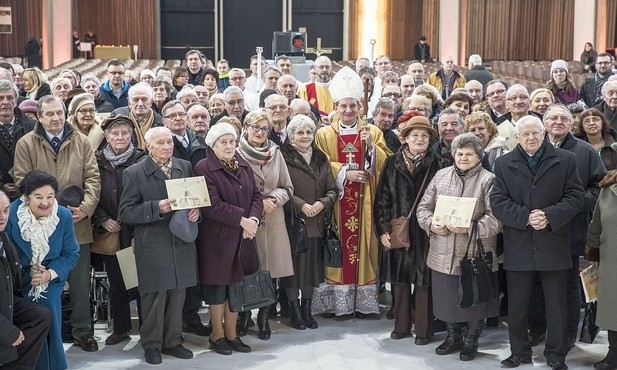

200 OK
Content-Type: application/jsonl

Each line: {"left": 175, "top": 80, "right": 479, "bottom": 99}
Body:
{"left": 283, "top": 188, "right": 309, "bottom": 255}
{"left": 579, "top": 301, "right": 600, "bottom": 343}
{"left": 458, "top": 223, "right": 498, "bottom": 309}
{"left": 323, "top": 212, "right": 342, "bottom": 268}
{"left": 228, "top": 245, "right": 277, "bottom": 312}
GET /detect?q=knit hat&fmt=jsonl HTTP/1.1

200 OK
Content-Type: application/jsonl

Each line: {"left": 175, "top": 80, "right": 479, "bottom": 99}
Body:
{"left": 18, "top": 99, "right": 38, "bottom": 114}
{"left": 140, "top": 69, "right": 155, "bottom": 80}
{"left": 205, "top": 122, "right": 237, "bottom": 148}
{"left": 67, "top": 93, "right": 95, "bottom": 116}
{"left": 550, "top": 59, "right": 569, "bottom": 75}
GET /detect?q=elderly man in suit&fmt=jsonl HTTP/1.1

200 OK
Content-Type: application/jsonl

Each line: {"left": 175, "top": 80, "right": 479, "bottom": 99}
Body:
{"left": 119, "top": 126, "right": 200, "bottom": 365}
{"left": 0, "top": 191, "right": 52, "bottom": 369}
{"left": 490, "top": 115, "right": 584, "bottom": 370}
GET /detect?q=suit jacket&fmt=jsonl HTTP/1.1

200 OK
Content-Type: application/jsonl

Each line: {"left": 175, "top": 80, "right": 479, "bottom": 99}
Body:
{"left": 172, "top": 129, "right": 207, "bottom": 169}
{"left": 118, "top": 156, "right": 198, "bottom": 293}
{"left": 0, "top": 108, "right": 36, "bottom": 198}
{"left": 0, "top": 232, "right": 23, "bottom": 365}
{"left": 490, "top": 142, "right": 584, "bottom": 271}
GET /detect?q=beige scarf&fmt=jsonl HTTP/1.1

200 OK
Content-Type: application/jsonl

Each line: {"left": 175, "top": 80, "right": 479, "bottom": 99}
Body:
{"left": 130, "top": 110, "right": 155, "bottom": 150}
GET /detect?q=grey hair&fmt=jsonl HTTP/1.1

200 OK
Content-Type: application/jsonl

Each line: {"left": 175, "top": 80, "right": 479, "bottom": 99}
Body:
{"left": 468, "top": 54, "right": 482, "bottom": 67}
{"left": 506, "top": 84, "right": 529, "bottom": 99}
{"left": 438, "top": 107, "right": 464, "bottom": 126}
{"left": 264, "top": 93, "right": 287, "bottom": 107}
{"left": 144, "top": 126, "right": 172, "bottom": 144}
{"left": 451, "top": 132, "right": 484, "bottom": 159}
{"left": 287, "top": 114, "right": 316, "bottom": 141}
{"left": 543, "top": 103, "right": 572, "bottom": 122}
{"left": 516, "top": 115, "right": 544, "bottom": 134}
{"left": 289, "top": 98, "right": 310, "bottom": 111}
{"left": 81, "top": 74, "right": 101, "bottom": 87}
{"left": 372, "top": 97, "right": 395, "bottom": 116}
{"left": 381, "top": 71, "right": 400, "bottom": 84}
{"left": 228, "top": 68, "right": 246, "bottom": 78}
{"left": 176, "top": 87, "right": 197, "bottom": 102}
{"left": 128, "top": 82, "right": 154, "bottom": 101}
{"left": 223, "top": 85, "right": 243, "bottom": 100}
{"left": 601, "top": 80, "right": 617, "bottom": 95}
{"left": 262, "top": 66, "right": 282, "bottom": 80}
{"left": 0, "top": 190, "right": 9, "bottom": 203}
{"left": 50, "top": 77, "right": 72, "bottom": 90}
{"left": 0, "top": 80, "right": 19, "bottom": 98}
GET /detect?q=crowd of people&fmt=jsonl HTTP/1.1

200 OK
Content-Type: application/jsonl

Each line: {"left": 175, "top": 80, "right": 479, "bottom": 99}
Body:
{"left": 0, "top": 46, "right": 617, "bottom": 370}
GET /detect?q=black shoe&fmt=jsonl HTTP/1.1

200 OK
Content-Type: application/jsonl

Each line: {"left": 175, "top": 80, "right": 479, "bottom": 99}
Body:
{"left": 226, "top": 337, "right": 251, "bottom": 353}
{"left": 74, "top": 334, "right": 99, "bottom": 352}
{"left": 486, "top": 316, "right": 500, "bottom": 327}
{"left": 257, "top": 306, "right": 271, "bottom": 340}
{"left": 145, "top": 348, "right": 162, "bottom": 364}
{"left": 529, "top": 332, "right": 546, "bottom": 346}
{"left": 501, "top": 354, "right": 532, "bottom": 368}
{"left": 161, "top": 344, "right": 193, "bottom": 359}
{"left": 209, "top": 337, "right": 232, "bottom": 356}
{"left": 547, "top": 361, "right": 568, "bottom": 370}
{"left": 415, "top": 337, "right": 429, "bottom": 345}
{"left": 595, "top": 356, "right": 617, "bottom": 370}
{"left": 435, "top": 323, "right": 463, "bottom": 355}
{"left": 182, "top": 323, "right": 212, "bottom": 337}
{"left": 236, "top": 311, "right": 251, "bottom": 337}
{"left": 289, "top": 300, "right": 306, "bottom": 330}
{"left": 301, "top": 298, "right": 318, "bottom": 329}
{"left": 105, "top": 331, "right": 130, "bottom": 345}
{"left": 459, "top": 339, "right": 479, "bottom": 361}
{"left": 390, "top": 331, "right": 410, "bottom": 340}
{"left": 386, "top": 306, "right": 395, "bottom": 320}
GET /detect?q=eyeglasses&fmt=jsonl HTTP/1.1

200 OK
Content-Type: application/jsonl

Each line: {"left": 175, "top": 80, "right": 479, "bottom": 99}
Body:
{"left": 383, "top": 93, "right": 402, "bottom": 99}
{"left": 230, "top": 76, "right": 245, "bottom": 81}
{"left": 164, "top": 112, "right": 187, "bottom": 119}
{"left": 408, "top": 107, "right": 427, "bottom": 112}
{"left": 227, "top": 99, "right": 244, "bottom": 106}
{"left": 486, "top": 89, "right": 506, "bottom": 97}
{"left": 248, "top": 124, "right": 270, "bottom": 134}
{"left": 518, "top": 131, "right": 543, "bottom": 138}
{"left": 597, "top": 61, "right": 612, "bottom": 65}
{"left": 77, "top": 108, "right": 95, "bottom": 115}
{"left": 544, "top": 115, "right": 571, "bottom": 123}
{"left": 408, "top": 133, "right": 429, "bottom": 140}
{"left": 507, "top": 95, "right": 529, "bottom": 102}
{"left": 582, "top": 116, "right": 602, "bottom": 124}
{"left": 266, "top": 104, "right": 287, "bottom": 111}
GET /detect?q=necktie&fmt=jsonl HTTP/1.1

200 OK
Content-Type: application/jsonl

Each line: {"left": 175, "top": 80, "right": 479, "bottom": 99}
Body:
{"left": 278, "top": 132, "right": 284, "bottom": 144}
{"left": 0, "top": 124, "right": 12, "bottom": 151}
{"left": 0, "top": 240, "right": 5, "bottom": 259}
{"left": 182, "top": 137, "right": 190, "bottom": 155}
{"left": 51, "top": 137, "right": 61, "bottom": 152}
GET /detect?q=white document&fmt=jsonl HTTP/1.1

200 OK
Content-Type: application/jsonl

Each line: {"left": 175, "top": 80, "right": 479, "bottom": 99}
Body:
{"left": 165, "top": 176, "right": 211, "bottom": 210}
{"left": 432, "top": 195, "right": 478, "bottom": 228}
{"left": 580, "top": 264, "right": 598, "bottom": 303}
{"left": 116, "top": 248, "right": 138, "bottom": 290}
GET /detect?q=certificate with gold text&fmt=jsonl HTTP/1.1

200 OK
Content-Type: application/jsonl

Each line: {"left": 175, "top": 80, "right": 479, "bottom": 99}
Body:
{"left": 432, "top": 195, "right": 477, "bottom": 228}
{"left": 165, "top": 176, "right": 211, "bottom": 210}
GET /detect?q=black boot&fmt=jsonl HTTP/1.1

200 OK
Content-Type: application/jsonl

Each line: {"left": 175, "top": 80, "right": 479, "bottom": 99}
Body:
{"left": 289, "top": 300, "right": 306, "bottom": 330}
{"left": 278, "top": 289, "right": 290, "bottom": 318}
{"left": 435, "top": 322, "right": 464, "bottom": 355}
{"left": 301, "top": 298, "right": 318, "bottom": 329}
{"left": 236, "top": 311, "right": 251, "bottom": 337}
{"left": 257, "top": 306, "right": 271, "bottom": 340}
{"left": 460, "top": 320, "right": 484, "bottom": 361}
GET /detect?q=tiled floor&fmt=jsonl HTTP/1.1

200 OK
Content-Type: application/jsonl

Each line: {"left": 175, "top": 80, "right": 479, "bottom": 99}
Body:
{"left": 65, "top": 308, "right": 609, "bottom": 370}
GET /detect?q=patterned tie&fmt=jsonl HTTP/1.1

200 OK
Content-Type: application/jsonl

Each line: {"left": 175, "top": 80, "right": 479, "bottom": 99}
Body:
{"left": 0, "top": 124, "right": 12, "bottom": 151}
{"left": 51, "top": 137, "right": 61, "bottom": 153}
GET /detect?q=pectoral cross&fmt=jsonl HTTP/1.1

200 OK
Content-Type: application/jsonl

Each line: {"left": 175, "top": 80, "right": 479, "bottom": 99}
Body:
{"left": 306, "top": 38, "right": 333, "bottom": 57}
{"left": 346, "top": 152, "right": 359, "bottom": 170}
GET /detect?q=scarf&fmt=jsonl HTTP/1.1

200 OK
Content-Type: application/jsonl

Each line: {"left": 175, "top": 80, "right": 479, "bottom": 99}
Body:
{"left": 220, "top": 156, "right": 239, "bottom": 172}
{"left": 130, "top": 110, "right": 154, "bottom": 150}
{"left": 103, "top": 143, "right": 135, "bottom": 167}
{"left": 237, "top": 133, "right": 278, "bottom": 166}
{"left": 16, "top": 197, "right": 60, "bottom": 301}
{"left": 401, "top": 144, "right": 425, "bottom": 173}
{"left": 291, "top": 143, "right": 313, "bottom": 165}
{"left": 67, "top": 115, "right": 106, "bottom": 150}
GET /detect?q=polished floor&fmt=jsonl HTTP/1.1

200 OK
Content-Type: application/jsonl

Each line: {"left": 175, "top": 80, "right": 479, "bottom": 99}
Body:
{"left": 65, "top": 306, "right": 609, "bottom": 370}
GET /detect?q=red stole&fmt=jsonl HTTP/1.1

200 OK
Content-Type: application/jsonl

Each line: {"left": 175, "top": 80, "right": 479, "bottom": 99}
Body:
{"left": 337, "top": 131, "right": 362, "bottom": 284}
{"left": 305, "top": 83, "right": 327, "bottom": 117}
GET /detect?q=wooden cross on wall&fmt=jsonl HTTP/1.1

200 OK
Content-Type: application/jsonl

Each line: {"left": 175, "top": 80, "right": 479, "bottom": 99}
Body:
{"left": 306, "top": 38, "right": 333, "bottom": 57}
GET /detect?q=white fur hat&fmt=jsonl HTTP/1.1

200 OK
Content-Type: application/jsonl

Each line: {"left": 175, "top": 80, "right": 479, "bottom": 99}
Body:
{"left": 205, "top": 122, "right": 238, "bottom": 148}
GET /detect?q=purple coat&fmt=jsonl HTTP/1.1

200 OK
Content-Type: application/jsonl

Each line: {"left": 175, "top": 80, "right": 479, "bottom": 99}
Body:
{"left": 195, "top": 150, "right": 263, "bottom": 285}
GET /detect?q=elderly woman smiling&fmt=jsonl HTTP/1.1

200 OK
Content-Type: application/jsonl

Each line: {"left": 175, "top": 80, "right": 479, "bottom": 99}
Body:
{"left": 67, "top": 93, "right": 105, "bottom": 150}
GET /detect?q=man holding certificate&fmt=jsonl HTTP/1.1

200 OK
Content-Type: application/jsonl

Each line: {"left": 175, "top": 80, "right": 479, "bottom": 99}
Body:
{"left": 119, "top": 126, "right": 199, "bottom": 365}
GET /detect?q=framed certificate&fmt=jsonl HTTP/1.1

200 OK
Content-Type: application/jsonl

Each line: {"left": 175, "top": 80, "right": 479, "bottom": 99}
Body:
{"left": 165, "top": 176, "right": 211, "bottom": 210}
{"left": 432, "top": 195, "right": 477, "bottom": 228}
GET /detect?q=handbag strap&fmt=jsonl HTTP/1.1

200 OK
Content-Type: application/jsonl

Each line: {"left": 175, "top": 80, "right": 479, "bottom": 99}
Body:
{"left": 284, "top": 188, "right": 299, "bottom": 220}
{"left": 463, "top": 222, "right": 478, "bottom": 259}
{"left": 406, "top": 165, "right": 432, "bottom": 219}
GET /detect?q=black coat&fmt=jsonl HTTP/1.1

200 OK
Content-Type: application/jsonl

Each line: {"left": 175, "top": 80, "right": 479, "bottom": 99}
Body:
{"left": 581, "top": 74, "right": 611, "bottom": 108}
{"left": 557, "top": 133, "right": 606, "bottom": 255}
{"left": 594, "top": 101, "right": 617, "bottom": 132}
{"left": 172, "top": 129, "right": 207, "bottom": 169}
{"left": 0, "top": 108, "right": 35, "bottom": 198}
{"left": 490, "top": 142, "right": 584, "bottom": 271}
{"left": 0, "top": 232, "right": 24, "bottom": 364}
{"left": 92, "top": 148, "right": 147, "bottom": 249}
{"left": 210, "top": 109, "right": 249, "bottom": 126}
{"left": 464, "top": 66, "right": 495, "bottom": 87}
{"left": 374, "top": 150, "right": 443, "bottom": 286}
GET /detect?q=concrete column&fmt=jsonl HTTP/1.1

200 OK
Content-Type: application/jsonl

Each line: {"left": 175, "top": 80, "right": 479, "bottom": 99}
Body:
{"left": 438, "top": 0, "right": 461, "bottom": 64}
{"left": 41, "top": 0, "right": 72, "bottom": 69}
{"left": 573, "top": 0, "right": 597, "bottom": 60}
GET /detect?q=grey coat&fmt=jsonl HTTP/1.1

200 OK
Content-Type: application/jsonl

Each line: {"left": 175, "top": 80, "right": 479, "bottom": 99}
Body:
{"left": 118, "top": 156, "right": 198, "bottom": 294}
{"left": 587, "top": 184, "right": 617, "bottom": 331}
{"left": 490, "top": 143, "right": 585, "bottom": 271}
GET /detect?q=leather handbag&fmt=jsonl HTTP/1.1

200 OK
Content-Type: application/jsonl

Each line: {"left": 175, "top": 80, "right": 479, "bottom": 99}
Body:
{"left": 388, "top": 166, "right": 431, "bottom": 249}
{"left": 91, "top": 227, "right": 121, "bottom": 255}
{"left": 458, "top": 223, "right": 498, "bottom": 308}
{"left": 283, "top": 188, "right": 309, "bottom": 255}
{"left": 323, "top": 212, "right": 342, "bottom": 268}
{"left": 228, "top": 245, "right": 276, "bottom": 312}
{"left": 579, "top": 301, "right": 600, "bottom": 343}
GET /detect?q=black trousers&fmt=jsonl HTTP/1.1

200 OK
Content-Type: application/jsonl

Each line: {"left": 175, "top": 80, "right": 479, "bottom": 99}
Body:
{"left": 1, "top": 298, "right": 52, "bottom": 369}
{"left": 528, "top": 256, "right": 580, "bottom": 343}
{"left": 507, "top": 269, "right": 568, "bottom": 363}
{"left": 182, "top": 284, "right": 204, "bottom": 327}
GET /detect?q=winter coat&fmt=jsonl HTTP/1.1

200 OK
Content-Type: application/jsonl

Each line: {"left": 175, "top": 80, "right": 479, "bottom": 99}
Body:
{"left": 0, "top": 108, "right": 35, "bottom": 197}
{"left": 417, "top": 164, "right": 501, "bottom": 275}
{"left": 0, "top": 233, "right": 24, "bottom": 365}
{"left": 99, "top": 81, "right": 130, "bottom": 109}
{"left": 374, "top": 150, "right": 443, "bottom": 286}
{"left": 490, "top": 143, "right": 584, "bottom": 271}
{"left": 464, "top": 66, "right": 494, "bottom": 87}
